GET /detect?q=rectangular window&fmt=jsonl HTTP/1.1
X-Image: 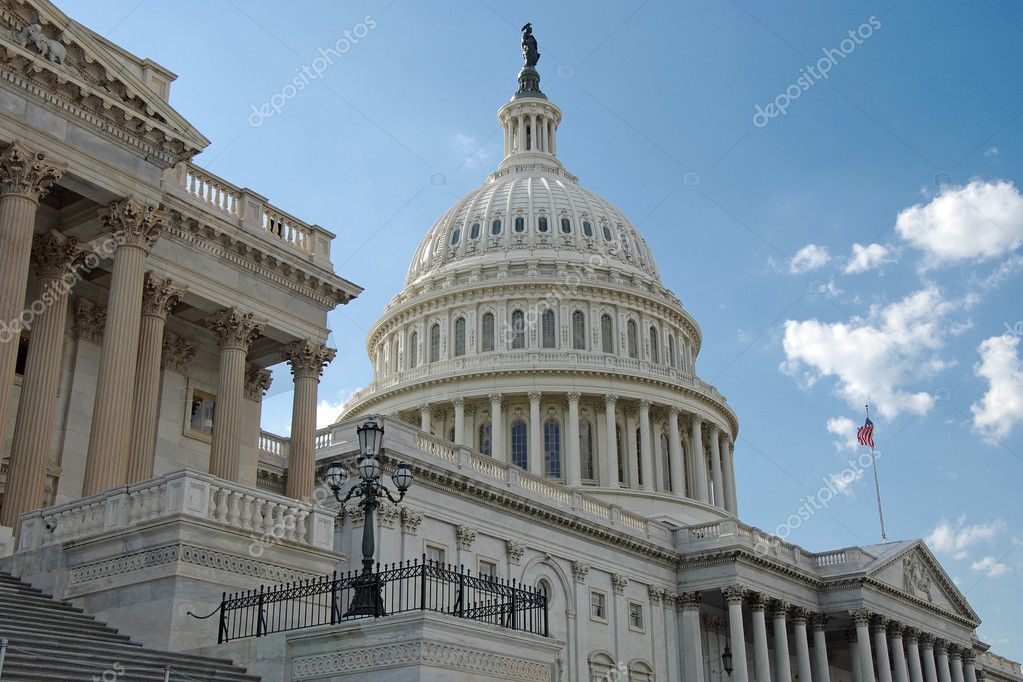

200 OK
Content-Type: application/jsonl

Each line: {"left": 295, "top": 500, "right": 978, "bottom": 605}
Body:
{"left": 590, "top": 590, "right": 607, "bottom": 622}
{"left": 189, "top": 390, "right": 216, "bottom": 436}
{"left": 629, "top": 601, "right": 645, "bottom": 631}
{"left": 426, "top": 544, "right": 446, "bottom": 565}
{"left": 478, "top": 559, "right": 497, "bottom": 579}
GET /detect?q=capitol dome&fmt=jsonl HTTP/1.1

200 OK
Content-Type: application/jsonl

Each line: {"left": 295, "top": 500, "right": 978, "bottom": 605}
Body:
{"left": 342, "top": 55, "right": 738, "bottom": 524}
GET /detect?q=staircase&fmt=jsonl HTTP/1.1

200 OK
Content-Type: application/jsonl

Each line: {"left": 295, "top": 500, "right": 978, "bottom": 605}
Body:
{"left": 0, "top": 571, "right": 262, "bottom": 681}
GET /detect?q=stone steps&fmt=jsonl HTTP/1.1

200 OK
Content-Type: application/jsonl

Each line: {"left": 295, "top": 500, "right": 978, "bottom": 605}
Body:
{"left": 0, "top": 571, "right": 261, "bottom": 681}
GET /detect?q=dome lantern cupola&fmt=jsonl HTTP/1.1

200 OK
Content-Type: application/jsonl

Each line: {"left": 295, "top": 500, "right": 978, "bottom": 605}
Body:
{"left": 498, "top": 23, "right": 562, "bottom": 169}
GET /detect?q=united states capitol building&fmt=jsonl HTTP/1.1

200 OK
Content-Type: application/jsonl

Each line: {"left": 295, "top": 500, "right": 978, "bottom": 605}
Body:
{"left": 0, "top": 2, "right": 1019, "bottom": 681}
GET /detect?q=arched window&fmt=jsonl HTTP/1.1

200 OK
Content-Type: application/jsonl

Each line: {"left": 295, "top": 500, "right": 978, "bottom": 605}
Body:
{"left": 470, "top": 222, "right": 480, "bottom": 239}
{"left": 649, "top": 326, "right": 659, "bottom": 363}
{"left": 538, "top": 216, "right": 548, "bottom": 232}
{"left": 583, "top": 220, "right": 593, "bottom": 237}
{"left": 408, "top": 331, "right": 418, "bottom": 368}
{"left": 661, "top": 433, "right": 671, "bottom": 492}
{"left": 571, "top": 310, "right": 586, "bottom": 350}
{"left": 580, "top": 420, "right": 594, "bottom": 480}
{"left": 536, "top": 579, "right": 551, "bottom": 606}
{"left": 429, "top": 323, "right": 440, "bottom": 363}
{"left": 454, "top": 317, "right": 466, "bottom": 357}
{"left": 541, "top": 309, "right": 556, "bottom": 348}
{"left": 602, "top": 224, "right": 613, "bottom": 241}
{"left": 668, "top": 334, "right": 676, "bottom": 368}
{"left": 560, "top": 217, "right": 571, "bottom": 233}
{"left": 511, "top": 310, "right": 525, "bottom": 349}
{"left": 627, "top": 320, "right": 638, "bottom": 358}
{"left": 481, "top": 312, "right": 495, "bottom": 352}
{"left": 491, "top": 219, "right": 502, "bottom": 235}
{"left": 635, "top": 428, "right": 643, "bottom": 487}
{"left": 450, "top": 228, "right": 461, "bottom": 245}
{"left": 479, "top": 421, "right": 492, "bottom": 457}
{"left": 615, "top": 425, "right": 625, "bottom": 485}
{"left": 514, "top": 216, "right": 525, "bottom": 233}
{"left": 543, "top": 419, "right": 561, "bottom": 478}
{"left": 511, "top": 420, "right": 528, "bottom": 469}
{"left": 601, "top": 314, "right": 614, "bottom": 353}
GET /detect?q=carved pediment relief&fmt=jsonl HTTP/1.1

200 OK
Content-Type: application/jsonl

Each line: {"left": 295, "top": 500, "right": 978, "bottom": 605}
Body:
{"left": 868, "top": 544, "right": 979, "bottom": 623}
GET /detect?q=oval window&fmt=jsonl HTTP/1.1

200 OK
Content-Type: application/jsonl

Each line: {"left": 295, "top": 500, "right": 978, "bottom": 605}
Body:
{"left": 470, "top": 222, "right": 480, "bottom": 239}
{"left": 561, "top": 218, "right": 571, "bottom": 234}
{"left": 514, "top": 217, "right": 525, "bottom": 233}
{"left": 491, "top": 219, "right": 502, "bottom": 235}
{"left": 451, "top": 228, "right": 461, "bottom": 245}
{"left": 583, "top": 221, "right": 593, "bottom": 237}
{"left": 602, "top": 224, "right": 612, "bottom": 241}
{"left": 538, "top": 216, "right": 549, "bottom": 232}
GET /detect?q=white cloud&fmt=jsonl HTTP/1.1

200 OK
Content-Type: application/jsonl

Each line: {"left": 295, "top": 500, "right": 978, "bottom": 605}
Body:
{"left": 970, "top": 335, "right": 1023, "bottom": 442}
{"left": 454, "top": 132, "right": 494, "bottom": 168}
{"left": 317, "top": 399, "right": 347, "bottom": 429}
{"left": 843, "top": 243, "right": 895, "bottom": 274}
{"left": 984, "top": 147, "right": 1000, "bottom": 157}
{"left": 926, "top": 517, "right": 1005, "bottom": 560}
{"left": 781, "top": 286, "right": 960, "bottom": 417}
{"left": 825, "top": 416, "right": 859, "bottom": 451}
{"left": 970, "top": 556, "right": 1010, "bottom": 577}
{"left": 788, "top": 244, "right": 831, "bottom": 273}
{"left": 895, "top": 180, "right": 1023, "bottom": 266}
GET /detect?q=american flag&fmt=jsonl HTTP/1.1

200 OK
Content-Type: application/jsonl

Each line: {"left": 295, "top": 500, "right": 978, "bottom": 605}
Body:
{"left": 857, "top": 417, "right": 875, "bottom": 449}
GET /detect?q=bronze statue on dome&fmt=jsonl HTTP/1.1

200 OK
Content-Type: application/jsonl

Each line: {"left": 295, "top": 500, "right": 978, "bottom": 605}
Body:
{"left": 521, "top": 23, "right": 540, "bottom": 67}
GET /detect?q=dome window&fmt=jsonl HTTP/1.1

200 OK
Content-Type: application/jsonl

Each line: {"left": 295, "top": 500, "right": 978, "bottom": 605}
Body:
{"left": 583, "top": 221, "right": 593, "bottom": 237}
{"left": 429, "top": 323, "right": 441, "bottom": 363}
{"left": 511, "top": 420, "right": 528, "bottom": 469}
{"left": 543, "top": 419, "right": 561, "bottom": 478}
{"left": 600, "top": 314, "right": 614, "bottom": 353}
{"left": 470, "top": 222, "right": 481, "bottom": 239}
{"left": 481, "top": 312, "right": 495, "bottom": 352}
{"left": 491, "top": 219, "right": 502, "bottom": 235}
{"left": 514, "top": 217, "right": 525, "bottom": 233}
{"left": 454, "top": 317, "right": 466, "bottom": 357}
{"left": 451, "top": 228, "right": 461, "bottom": 246}
{"left": 572, "top": 310, "right": 586, "bottom": 350}
{"left": 511, "top": 310, "right": 526, "bottom": 349}
{"left": 602, "top": 224, "right": 613, "bottom": 241}
{"left": 627, "top": 320, "right": 638, "bottom": 358}
{"left": 620, "top": 233, "right": 630, "bottom": 250}
{"left": 560, "top": 218, "right": 572, "bottom": 234}
{"left": 538, "top": 216, "right": 549, "bottom": 233}
{"left": 541, "top": 309, "right": 556, "bottom": 348}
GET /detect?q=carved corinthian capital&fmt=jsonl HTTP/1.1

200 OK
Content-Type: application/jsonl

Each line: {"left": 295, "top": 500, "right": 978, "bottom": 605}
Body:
{"left": 205, "top": 308, "right": 265, "bottom": 351}
{"left": 282, "top": 339, "right": 336, "bottom": 379}
{"left": 73, "top": 297, "right": 106, "bottom": 343}
{"left": 141, "top": 273, "right": 184, "bottom": 319}
{"left": 244, "top": 363, "right": 272, "bottom": 401}
{"left": 31, "top": 231, "right": 85, "bottom": 279}
{"left": 101, "top": 197, "right": 164, "bottom": 251}
{"left": 0, "top": 141, "right": 64, "bottom": 199}
{"left": 161, "top": 332, "right": 197, "bottom": 373}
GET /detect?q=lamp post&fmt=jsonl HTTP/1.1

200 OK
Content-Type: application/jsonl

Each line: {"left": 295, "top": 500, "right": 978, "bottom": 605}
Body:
{"left": 322, "top": 417, "right": 414, "bottom": 617}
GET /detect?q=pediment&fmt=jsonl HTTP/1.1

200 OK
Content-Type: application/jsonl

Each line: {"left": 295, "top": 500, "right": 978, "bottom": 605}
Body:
{"left": 0, "top": 0, "right": 208, "bottom": 163}
{"left": 867, "top": 541, "right": 979, "bottom": 623}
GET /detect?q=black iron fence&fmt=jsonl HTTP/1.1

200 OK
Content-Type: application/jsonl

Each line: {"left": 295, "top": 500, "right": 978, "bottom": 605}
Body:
{"left": 217, "top": 555, "right": 548, "bottom": 643}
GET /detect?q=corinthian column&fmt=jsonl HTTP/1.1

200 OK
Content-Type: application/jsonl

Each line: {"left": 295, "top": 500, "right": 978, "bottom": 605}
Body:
{"left": 638, "top": 399, "right": 653, "bottom": 491}
{"left": 853, "top": 610, "right": 877, "bottom": 682}
{"left": 921, "top": 635, "right": 939, "bottom": 682}
{"left": 793, "top": 608, "right": 814, "bottom": 682}
{"left": 771, "top": 602, "right": 792, "bottom": 682}
{"left": 874, "top": 616, "right": 894, "bottom": 682}
{"left": 667, "top": 407, "right": 686, "bottom": 497}
{"left": 691, "top": 416, "right": 709, "bottom": 503}
{"left": 723, "top": 586, "right": 750, "bottom": 682}
{"left": 811, "top": 615, "right": 832, "bottom": 682}
{"left": 710, "top": 423, "right": 725, "bottom": 507}
{"left": 604, "top": 394, "right": 619, "bottom": 486}
{"left": 906, "top": 630, "right": 925, "bottom": 682}
{"left": 83, "top": 198, "right": 164, "bottom": 496}
{"left": 489, "top": 393, "right": 504, "bottom": 462}
{"left": 748, "top": 593, "right": 772, "bottom": 682}
{"left": 126, "top": 273, "right": 184, "bottom": 483}
{"left": 0, "top": 142, "right": 63, "bottom": 447}
{"left": 1, "top": 233, "right": 83, "bottom": 532}
{"left": 566, "top": 392, "right": 581, "bottom": 486}
{"left": 205, "top": 308, "right": 264, "bottom": 482}
{"left": 528, "top": 391, "right": 542, "bottom": 476}
{"left": 936, "top": 641, "right": 952, "bottom": 682}
{"left": 283, "top": 339, "right": 335, "bottom": 500}
{"left": 722, "top": 435, "right": 738, "bottom": 513}
{"left": 453, "top": 397, "right": 465, "bottom": 445}
{"left": 891, "top": 623, "right": 911, "bottom": 682}
{"left": 678, "top": 592, "right": 706, "bottom": 682}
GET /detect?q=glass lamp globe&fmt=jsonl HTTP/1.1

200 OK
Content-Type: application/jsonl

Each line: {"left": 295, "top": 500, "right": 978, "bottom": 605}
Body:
{"left": 324, "top": 464, "right": 348, "bottom": 490}
{"left": 391, "top": 463, "right": 414, "bottom": 492}
{"left": 357, "top": 456, "right": 382, "bottom": 480}
{"left": 357, "top": 417, "right": 384, "bottom": 457}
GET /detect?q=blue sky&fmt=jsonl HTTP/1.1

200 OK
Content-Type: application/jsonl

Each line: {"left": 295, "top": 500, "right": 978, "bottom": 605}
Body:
{"left": 63, "top": 0, "right": 1023, "bottom": 656}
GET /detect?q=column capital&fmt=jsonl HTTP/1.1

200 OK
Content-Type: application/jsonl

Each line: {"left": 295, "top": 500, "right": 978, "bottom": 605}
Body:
{"left": 919, "top": 633, "right": 935, "bottom": 648}
{"left": 638, "top": 398, "right": 652, "bottom": 409}
{"left": 603, "top": 393, "right": 617, "bottom": 406}
{"left": 811, "top": 613, "right": 829, "bottom": 631}
{"left": 769, "top": 600, "right": 789, "bottom": 619}
{"left": 528, "top": 390, "right": 542, "bottom": 402}
{"left": 566, "top": 391, "right": 581, "bottom": 403}
{"left": 976, "top": 671, "right": 986, "bottom": 682}
{"left": 747, "top": 591, "right": 768, "bottom": 612}
{"left": 101, "top": 196, "right": 164, "bottom": 251}
{"left": 489, "top": 392, "right": 503, "bottom": 405}
{"left": 572, "top": 560, "right": 590, "bottom": 583}
{"left": 889, "top": 621, "right": 905, "bottom": 637}
{"left": 934, "top": 639, "right": 949, "bottom": 654}
{"left": 668, "top": 405, "right": 681, "bottom": 417}
{"left": 206, "top": 308, "right": 265, "bottom": 352}
{"left": 161, "top": 332, "right": 196, "bottom": 373}
{"left": 140, "top": 273, "right": 184, "bottom": 320}
{"left": 452, "top": 396, "right": 465, "bottom": 408}
{"left": 872, "top": 614, "right": 890, "bottom": 633}
{"left": 0, "top": 141, "right": 64, "bottom": 200}
{"left": 31, "top": 231, "right": 85, "bottom": 279}
{"left": 962, "top": 651, "right": 976, "bottom": 664}
{"left": 903, "top": 627, "right": 919, "bottom": 644}
{"left": 648, "top": 585, "right": 663, "bottom": 605}
{"left": 73, "top": 297, "right": 106, "bottom": 343}
{"left": 851, "top": 609, "right": 873, "bottom": 626}
{"left": 611, "top": 573, "right": 628, "bottom": 595}
{"left": 722, "top": 585, "right": 745, "bottom": 605}
{"left": 791, "top": 606, "right": 810, "bottom": 624}
{"left": 244, "top": 363, "right": 272, "bottom": 401}
{"left": 282, "top": 339, "right": 336, "bottom": 379}
{"left": 676, "top": 591, "right": 701, "bottom": 611}
{"left": 949, "top": 646, "right": 963, "bottom": 661}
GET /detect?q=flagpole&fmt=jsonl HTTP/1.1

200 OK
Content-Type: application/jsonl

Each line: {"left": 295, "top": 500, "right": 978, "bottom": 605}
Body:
{"left": 866, "top": 404, "right": 888, "bottom": 542}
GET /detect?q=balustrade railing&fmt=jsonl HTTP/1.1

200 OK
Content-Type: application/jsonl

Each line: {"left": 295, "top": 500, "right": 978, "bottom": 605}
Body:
{"left": 183, "top": 166, "right": 240, "bottom": 216}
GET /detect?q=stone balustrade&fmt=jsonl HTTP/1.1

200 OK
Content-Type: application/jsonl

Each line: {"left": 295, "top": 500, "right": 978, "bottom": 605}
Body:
{"left": 17, "top": 468, "right": 335, "bottom": 552}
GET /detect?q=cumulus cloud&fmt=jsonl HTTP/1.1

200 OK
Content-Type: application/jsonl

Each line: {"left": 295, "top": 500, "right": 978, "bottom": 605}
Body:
{"left": 844, "top": 243, "right": 895, "bottom": 274}
{"left": 317, "top": 399, "right": 347, "bottom": 428}
{"left": 970, "top": 335, "right": 1023, "bottom": 442}
{"left": 826, "top": 416, "right": 859, "bottom": 451}
{"left": 788, "top": 244, "right": 831, "bottom": 273}
{"left": 970, "top": 556, "right": 1010, "bottom": 577}
{"left": 926, "top": 517, "right": 1004, "bottom": 560}
{"left": 781, "top": 286, "right": 960, "bottom": 417}
{"left": 895, "top": 180, "right": 1023, "bottom": 266}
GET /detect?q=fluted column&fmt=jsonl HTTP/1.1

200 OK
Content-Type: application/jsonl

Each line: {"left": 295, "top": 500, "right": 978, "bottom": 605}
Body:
{"left": 1, "top": 233, "right": 82, "bottom": 532}
{"left": 420, "top": 405, "right": 432, "bottom": 433}
{"left": 906, "top": 630, "right": 924, "bottom": 682}
{"left": 206, "top": 308, "right": 264, "bottom": 482}
{"left": 489, "top": 393, "right": 504, "bottom": 462}
{"left": 891, "top": 623, "right": 910, "bottom": 682}
{"left": 691, "top": 416, "right": 709, "bottom": 502}
{"left": 921, "top": 635, "right": 939, "bottom": 682}
{"left": 723, "top": 587, "right": 750, "bottom": 682}
{"left": 0, "top": 142, "right": 63, "bottom": 449}
{"left": 453, "top": 397, "right": 465, "bottom": 445}
{"left": 667, "top": 407, "right": 686, "bottom": 497}
{"left": 851, "top": 633, "right": 864, "bottom": 682}
{"left": 962, "top": 652, "right": 977, "bottom": 682}
{"left": 853, "top": 611, "right": 877, "bottom": 682}
{"left": 638, "top": 399, "right": 653, "bottom": 491}
{"left": 811, "top": 615, "right": 832, "bottom": 682}
{"left": 126, "top": 273, "right": 184, "bottom": 483}
{"left": 873, "top": 616, "right": 894, "bottom": 682}
{"left": 949, "top": 647, "right": 964, "bottom": 682}
{"left": 679, "top": 593, "right": 706, "bottom": 682}
{"left": 936, "top": 641, "right": 952, "bottom": 682}
{"left": 793, "top": 608, "right": 814, "bottom": 682}
{"left": 772, "top": 602, "right": 792, "bottom": 682}
{"left": 283, "top": 340, "right": 335, "bottom": 500}
{"left": 83, "top": 198, "right": 164, "bottom": 495}
{"left": 749, "top": 593, "right": 772, "bottom": 682}
{"left": 566, "top": 392, "right": 581, "bottom": 486}
{"left": 528, "top": 391, "right": 542, "bottom": 476}
{"left": 722, "top": 435, "right": 738, "bottom": 513}
{"left": 604, "top": 394, "right": 619, "bottom": 486}
{"left": 710, "top": 423, "right": 725, "bottom": 507}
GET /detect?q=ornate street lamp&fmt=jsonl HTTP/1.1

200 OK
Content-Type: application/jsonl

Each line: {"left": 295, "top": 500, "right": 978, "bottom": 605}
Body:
{"left": 322, "top": 416, "right": 414, "bottom": 617}
{"left": 721, "top": 645, "right": 734, "bottom": 677}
